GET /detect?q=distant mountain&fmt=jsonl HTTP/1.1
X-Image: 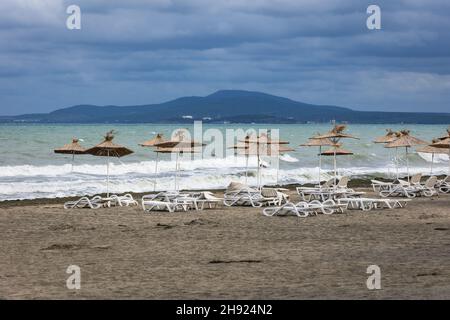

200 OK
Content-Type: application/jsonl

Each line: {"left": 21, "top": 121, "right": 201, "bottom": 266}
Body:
{"left": 1, "top": 90, "right": 449, "bottom": 124}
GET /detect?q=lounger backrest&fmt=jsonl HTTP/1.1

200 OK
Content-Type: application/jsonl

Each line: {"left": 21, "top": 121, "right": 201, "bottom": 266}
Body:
{"left": 410, "top": 173, "right": 422, "bottom": 184}
{"left": 261, "top": 188, "right": 278, "bottom": 198}
{"left": 445, "top": 176, "right": 450, "bottom": 183}
{"left": 337, "top": 176, "right": 349, "bottom": 188}
{"left": 425, "top": 176, "right": 438, "bottom": 187}
{"left": 322, "top": 178, "right": 334, "bottom": 188}
{"left": 226, "top": 181, "right": 248, "bottom": 192}
{"left": 200, "top": 191, "right": 220, "bottom": 200}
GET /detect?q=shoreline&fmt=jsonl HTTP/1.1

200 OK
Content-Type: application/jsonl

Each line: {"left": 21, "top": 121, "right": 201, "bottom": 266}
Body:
{"left": 0, "top": 175, "right": 446, "bottom": 208}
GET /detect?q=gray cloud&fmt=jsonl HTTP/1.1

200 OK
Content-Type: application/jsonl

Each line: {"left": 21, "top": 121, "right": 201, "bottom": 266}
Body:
{"left": 0, "top": 0, "right": 449, "bottom": 115}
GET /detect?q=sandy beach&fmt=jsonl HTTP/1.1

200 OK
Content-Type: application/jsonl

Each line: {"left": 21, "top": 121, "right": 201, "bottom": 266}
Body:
{"left": 0, "top": 187, "right": 449, "bottom": 300}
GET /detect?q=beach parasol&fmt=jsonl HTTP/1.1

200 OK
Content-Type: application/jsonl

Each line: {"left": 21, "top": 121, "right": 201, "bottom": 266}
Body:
{"left": 300, "top": 134, "right": 337, "bottom": 186}
{"left": 139, "top": 133, "right": 166, "bottom": 190}
{"left": 320, "top": 146, "right": 353, "bottom": 182}
{"left": 417, "top": 141, "right": 448, "bottom": 175}
{"left": 311, "top": 125, "right": 358, "bottom": 186}
{"left": 312, "top": 124, "right": 359, "bottom": 140}
{"left": 84, "top": 131, "right": 134, "bottom": 197}
{"left": 54, "top": 138, "right": 86, "bottom": 171}
{"left": 235, "top": 133, "right": 292, "bottom": 188}
{"left": 139, "top": 133, "right": 166, "bottom": 147}
{"left": 154, "top": 138, "right": 204, "bottom": 149}
{"left": 385, "top": 130, "right": 428, "bottom": 182}
{"left": 239, "top": 133, "right": 290, "bottom": 145}
{"left": 373, "top": 129, "right": 401, "bottom": 178}
{"left": 153, "top": 131, "right": 205, "bottom": 191}
{"left": 229, "top": 137, "right": 253, "bottom": 184}
{"left": 373, "top": 129, "right": 397, "bottom": 144}
{"left": 154, "top": 146, "right": 201, "bottom": 191}
{"left": 431, "top": 136, "right": 450, "bottom": 175}
{"left": 436, "top": 128, "right": 450, "bottom": 141}
{"left": 232, "top": 143, "right": 294, "bottom": 187}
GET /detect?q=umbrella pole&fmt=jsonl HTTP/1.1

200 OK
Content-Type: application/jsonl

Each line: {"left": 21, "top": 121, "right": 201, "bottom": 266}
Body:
{"left": 276, "top": 157, "right": 279, "bottom": 186}
{"left": 334, "top": 151, "right": 337, "bottom": 187}
{"left": 406, "top": 147, "right": 409, "bottom": 183}
{"left": 175, "top": 152, "right": 179, "bottom": 191}
{"left": 431, "top": 153, "right": 434, "bottom": 175}
{"left": 245, "top": 155, "right": 248, "bottom": 184}
{"left": 106, "top": 150, "right": 110, "bottom": 198}
{"left": 395, "top": 148, "right": 399, "bottom": 180}
{"left": 71, "top": 152, "right": 75, "bottom": 173}
{"left": 154, "top": 152, "right": 159, "bottom": 191}
{"left": 387, "top": 148, "right": 391, "bottom": 177}
{"left": 258, "top": 154, "right": 261, "bottom": 190}
{"left": 318, "top": 146, "right": 322, "bottom": 187}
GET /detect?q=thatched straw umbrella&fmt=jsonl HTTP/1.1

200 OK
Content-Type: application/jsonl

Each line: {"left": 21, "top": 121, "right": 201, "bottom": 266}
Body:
{"left": 373, "top": 129, "right": 397, "bottom": 144}
{"left": 235, "top": 133, "right": 292, "bottom": 188}
{"left": 385, "top": 130, "right": 428, "bottom": 182}
{"left": 313, "top": 125, "right": 359, "bottom": 141}
{"left": 300, "top": 134, "right": 337, "bottom": 185}
{"left": 139, "top": 133, "right": 166, "bottom": 191}
{"left": 320, "top": 146, "right": 353, "bottom": 182}
{"left": 153, "top": 146, "right": 202, "bottom": 191}
{"left": 232, "top": 142, "right": 294, "bottom": 187}
{"left": 436, "top": 128, "right": 450, "bottom": 141}
{"left": 239, "top": 133, "right": 290, "bottom": 145}
{"left": 85, "top": 131, "right": 134, "bottom": 197}
{"left": 431, "top": 136, "right": 450, "bottom": 175}
{"left": 311, "top": 125, "right": 358, "bottom": 185}
{"left": 153, "top": 131, "right": 205, "bottom": 191}
{"left": 373, "top": 129, "right": 401, "bottom": 178}
{"left": 54, "top": 138, "right": 86, "bottom": 171}
{"left": 417, "top": 141, "right": 448, "bottom": 175}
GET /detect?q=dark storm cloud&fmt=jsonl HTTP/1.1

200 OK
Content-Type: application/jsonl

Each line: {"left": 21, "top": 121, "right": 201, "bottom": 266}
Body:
{"left": 0, "top": 0, "right": 449, "bottom": 115}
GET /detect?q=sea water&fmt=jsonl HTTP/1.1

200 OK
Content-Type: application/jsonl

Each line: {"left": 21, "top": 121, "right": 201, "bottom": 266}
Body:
{"left": 0, "top": 123, "right": 448, "bottom": 201}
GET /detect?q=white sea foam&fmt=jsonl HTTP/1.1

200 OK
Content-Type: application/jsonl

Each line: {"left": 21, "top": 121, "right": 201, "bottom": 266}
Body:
{"left": 418, "top": 152, "right": 449, "bottom": 163}
{"left": 1, "top": 162, "right": 448, "bottom": 201}
{"left": 279, "top": 154, "right": 299, "bottom": 162}
{"left": 0, "top": 156, "right": 258, "bottom": 178}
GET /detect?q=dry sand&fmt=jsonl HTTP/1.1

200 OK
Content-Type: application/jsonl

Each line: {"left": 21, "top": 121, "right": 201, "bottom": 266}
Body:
{"left": 0, "top": 189, "right": 449, "bottom": 299}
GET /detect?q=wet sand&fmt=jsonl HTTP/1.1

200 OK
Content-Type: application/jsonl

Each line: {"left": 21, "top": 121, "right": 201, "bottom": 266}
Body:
{"left": 0, "top": 188, "right": 449, "bottom": 299}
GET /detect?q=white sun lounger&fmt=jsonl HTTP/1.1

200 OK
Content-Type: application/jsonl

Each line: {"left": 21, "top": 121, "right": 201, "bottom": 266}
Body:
{"left": 223, "top": 184, "right": 288, "bottom": 207}
{"left": 372, "top": 173, "right": 423, "bottom": 197}
{"left": 296, "top": 178, "right": 335, "bottom": 193}
{"left": 262, "top": 199, "right": 347, "bottom": 217}
{"left": 141, "top": 191, "right": 199, "bottom": 212}
{"left": 397, "top": 173, "right": 422, "bottom": 186}
{"left": 337, "top": 197, "right": 411, "bottom": 211}
{"left": 64, "top": 195, "right": 104, "bottom": 209}
{"left": 297, "top": 188, "right": 365, "bottom": 202}
{"left": 372, "top": 179, "right": 417, "bottom": 198}
{"left": 437, "top": 176, "right": 450, "bottom": 193}
{"left": 408, "top": 176, "right": 439, "bottom": 197}
{"left": 141, "top": 194, "right": 192, "bottom": 212}
{"left": 189, "top": 191, "right": 223, "bottom": 210}
{"left": 109, "top": 194, "right": 138, "bottom": 207}
{"left": 141, "top": 199, "right": 188, "bottom": 212}
{"left": 65, "top": 193, "right": 139, "bottom": 210}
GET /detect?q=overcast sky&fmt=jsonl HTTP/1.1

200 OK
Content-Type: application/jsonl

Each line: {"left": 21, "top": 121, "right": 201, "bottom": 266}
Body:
{"left": 0, "top": 0, "right": 449, "bottom": 115}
